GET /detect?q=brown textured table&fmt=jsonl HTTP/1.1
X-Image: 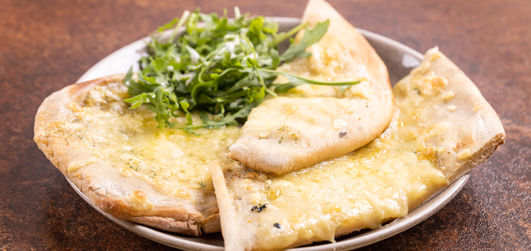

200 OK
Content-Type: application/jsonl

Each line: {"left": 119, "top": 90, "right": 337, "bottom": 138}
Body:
{"left": 1, "top": 0, "right": 529, "bottom": 250}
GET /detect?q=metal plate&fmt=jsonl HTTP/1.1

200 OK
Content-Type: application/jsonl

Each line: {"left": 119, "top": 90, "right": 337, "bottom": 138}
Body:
{"left": 71, "top": 17, "right": 470, "bottom": 250}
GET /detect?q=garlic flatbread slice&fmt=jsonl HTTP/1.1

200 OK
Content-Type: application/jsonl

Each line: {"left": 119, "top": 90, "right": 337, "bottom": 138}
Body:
{"left": 34, "top": 75, "right": 241, "bottom": 235}
{"left": 213, "top": 48, "right": 505, "bottom": 250}
{"left": 394, "top": 47, "right": 505, "bottom": 182}
{"left": 229, "top": 0, "right": 394, "bottom": 175}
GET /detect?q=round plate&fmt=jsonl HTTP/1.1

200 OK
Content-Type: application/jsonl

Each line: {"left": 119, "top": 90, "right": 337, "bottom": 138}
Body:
{"left": 73, "top": 17, "right": 470, "bottom": 250}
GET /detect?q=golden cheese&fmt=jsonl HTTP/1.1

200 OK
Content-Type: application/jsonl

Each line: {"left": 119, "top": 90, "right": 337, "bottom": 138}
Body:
{"left": 68, "top": 83, "right": 240, "bottom": 202}
{"left": 224, "top": 107, "right": 449, "bottom": 249}
{"left": 277, "top": 40, "right": 372, "bottom": 98}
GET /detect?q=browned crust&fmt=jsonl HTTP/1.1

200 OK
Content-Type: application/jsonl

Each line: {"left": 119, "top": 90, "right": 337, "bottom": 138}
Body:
{"left": 448, "top": 133, "right": 505, "bottom": 182}
{"left": 34, "top": 75, "right": 219, "bottom": 236}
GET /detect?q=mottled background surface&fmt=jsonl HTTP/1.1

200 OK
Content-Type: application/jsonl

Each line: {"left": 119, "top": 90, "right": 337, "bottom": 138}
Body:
{"left": 0, "top": 0, "right": 529, "bottom": 250}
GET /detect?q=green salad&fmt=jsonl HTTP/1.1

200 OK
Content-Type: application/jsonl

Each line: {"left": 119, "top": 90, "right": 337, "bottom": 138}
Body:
{"left": 123, "top": 8, "right": 359, "bottom": 130}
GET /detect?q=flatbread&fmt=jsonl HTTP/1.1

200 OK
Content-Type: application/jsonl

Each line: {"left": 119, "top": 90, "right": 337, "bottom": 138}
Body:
{"left": 34, "top": 75, "right": 232, "bottom": 236}
{"left": 228, "top": 0, "right": 394, "bottom": 175}
{"left": 394, "top": 48, "right": 506, "bottom": 182}
{"left": 212, "top": 48, "right": 505, "bottom": 250}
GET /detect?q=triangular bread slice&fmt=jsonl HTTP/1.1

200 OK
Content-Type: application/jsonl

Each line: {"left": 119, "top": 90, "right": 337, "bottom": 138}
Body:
{"left": 34, "top": 75, "right": 239, "bottom": 235}
{"left": 394, "top": 47, "right": 505, "bottom": 182}
{"left": 228, "top": 0, "right": 394, "bottom": 175}
{"left": 211, "top": 48, "right": 505, "bottom": 250}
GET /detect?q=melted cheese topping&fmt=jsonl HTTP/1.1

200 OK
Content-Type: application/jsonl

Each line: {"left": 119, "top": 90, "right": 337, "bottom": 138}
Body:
{"left": 392, "top": 49, "right": 489, "bottom": 180}
{"left": 70, "top": 83, "right": 240, "bottom": 202}
{"left": 226, "top": 109, "right": 448, "bottom": 248}
{"left": 277, "top": 38, "right": 372, "bottom": 99}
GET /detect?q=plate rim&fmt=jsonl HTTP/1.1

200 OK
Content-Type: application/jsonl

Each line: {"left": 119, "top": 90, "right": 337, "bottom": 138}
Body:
{"left": 72, "top": 16, "right": 470, "bottom": 250}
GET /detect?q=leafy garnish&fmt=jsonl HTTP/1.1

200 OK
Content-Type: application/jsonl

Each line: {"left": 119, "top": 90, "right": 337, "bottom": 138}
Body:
{"left": 278, "top": 20, "right": 329, "bottom": 62}
{"left": 123, "top": 9, "right": 359, "bottom": 129}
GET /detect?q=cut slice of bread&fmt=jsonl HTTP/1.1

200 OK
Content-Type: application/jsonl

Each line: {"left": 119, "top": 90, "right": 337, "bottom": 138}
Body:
{"left": 228, "top": 0, "right": 394, "bottom": 175}
{"left": 34, "top": 75, "right": 241, "bottom": 235}
{"left": 393, "top": 47, "right": 506, "bottom": 182}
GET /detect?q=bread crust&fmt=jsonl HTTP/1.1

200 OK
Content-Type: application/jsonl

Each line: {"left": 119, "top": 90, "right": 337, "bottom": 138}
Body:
{"left": 34, "top": 75, "right": 219, "bottom": 236}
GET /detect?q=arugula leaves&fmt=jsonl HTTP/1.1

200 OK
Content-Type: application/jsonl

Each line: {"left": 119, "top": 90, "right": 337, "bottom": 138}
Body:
{"left": 278, "top": 20, "right": 329, "bottom": 62}
{"left": 123, "top": 9, "right": 359, "bottom": 129}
